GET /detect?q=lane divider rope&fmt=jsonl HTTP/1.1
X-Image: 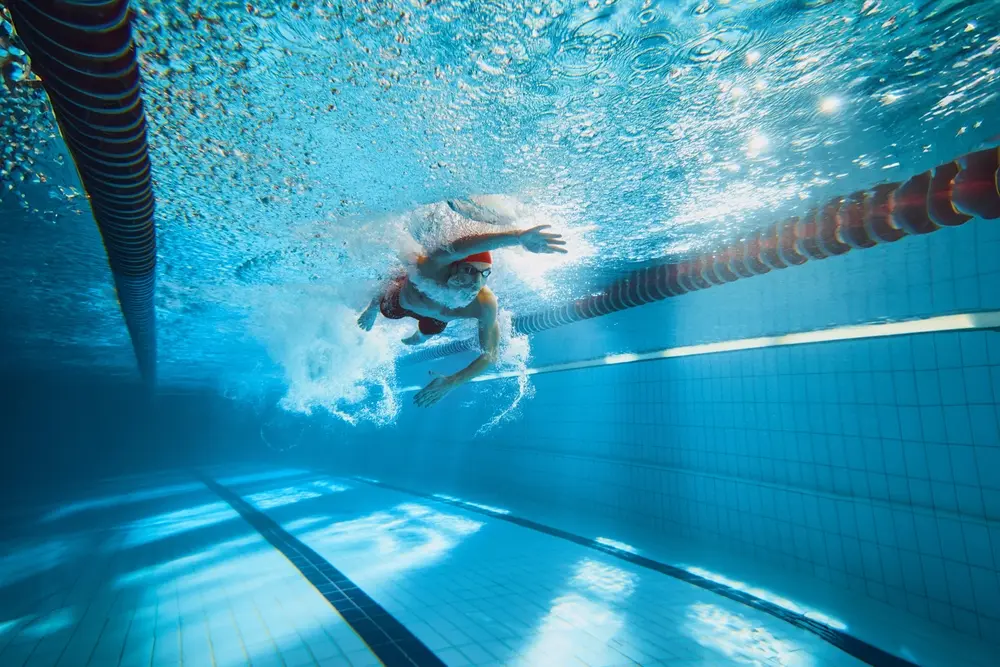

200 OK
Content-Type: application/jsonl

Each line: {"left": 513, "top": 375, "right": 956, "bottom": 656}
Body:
{"left": 401, "top": 147, "right": 1000, "bottom": 367}
{"left": 6, "top": 0, "right": 158, "bottom": 383}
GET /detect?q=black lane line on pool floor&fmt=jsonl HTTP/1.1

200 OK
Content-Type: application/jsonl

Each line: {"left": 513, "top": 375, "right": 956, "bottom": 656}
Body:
{"left": 199, "top": 474, "right": 445, "bottom": 667}
{"left": 353, "top": 477, "right": 916, "bottom": 667}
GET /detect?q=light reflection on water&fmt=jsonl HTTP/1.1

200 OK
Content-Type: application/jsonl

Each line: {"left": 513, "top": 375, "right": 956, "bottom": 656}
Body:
{"left": 3, "top": 0, "right": 998, "bottom": 384}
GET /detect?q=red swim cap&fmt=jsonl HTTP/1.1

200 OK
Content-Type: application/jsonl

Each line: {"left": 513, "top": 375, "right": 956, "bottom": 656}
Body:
{"left": 459, "top": 251, "right": 492, "bottom": 264}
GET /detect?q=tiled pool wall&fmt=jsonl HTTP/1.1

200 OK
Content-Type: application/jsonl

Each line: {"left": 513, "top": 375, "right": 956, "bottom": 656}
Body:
{"left": 339, "top": 217, "right": 1000, "bottom": 644}
{"left": 0, "top": 373, "right": 267, "bottom": 511}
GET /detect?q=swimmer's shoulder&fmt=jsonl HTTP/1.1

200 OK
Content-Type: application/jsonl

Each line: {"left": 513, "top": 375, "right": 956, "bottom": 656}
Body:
{"left": 455, "top": 287, "right": 497, "bottom": 319}
{"left": 476, "top": 286, "right": 498, "bottom": 312}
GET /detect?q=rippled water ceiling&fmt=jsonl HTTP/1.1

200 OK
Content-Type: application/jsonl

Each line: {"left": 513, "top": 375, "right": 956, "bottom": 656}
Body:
{"left": 1, "top": 0, "right": 998, "bottom": 386}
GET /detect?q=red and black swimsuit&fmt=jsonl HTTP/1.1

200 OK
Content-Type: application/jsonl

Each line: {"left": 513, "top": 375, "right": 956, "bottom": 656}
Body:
{"left": 378, "top": 276, "right": 448, "bottom": 336}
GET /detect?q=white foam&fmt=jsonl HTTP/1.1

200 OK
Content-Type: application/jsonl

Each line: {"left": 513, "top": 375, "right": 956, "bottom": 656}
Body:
{"left": 253, "top": 288, "right": 400, "bottom": 426}
{"left": 246, "top": 196, "right": 578, "bottom": 428}
{"left": 475, "top": 310, "right": 535, "bottom": 435}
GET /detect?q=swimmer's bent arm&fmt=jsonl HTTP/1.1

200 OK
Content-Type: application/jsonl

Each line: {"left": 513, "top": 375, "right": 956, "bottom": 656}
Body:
{"left": 450, "top": 295, "right": 501, "bottom": 385}
{"left": 413, "top": 291, "right": 499, "bottom": 407}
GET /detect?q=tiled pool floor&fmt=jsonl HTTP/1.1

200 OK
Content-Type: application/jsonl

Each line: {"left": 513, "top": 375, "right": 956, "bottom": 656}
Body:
{"left": 1, "top": 465, "right": 996, "bottom": 667}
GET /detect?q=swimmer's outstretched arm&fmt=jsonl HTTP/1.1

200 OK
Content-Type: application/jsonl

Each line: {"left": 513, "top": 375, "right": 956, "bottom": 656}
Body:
{"left": 425, "top": 225, "right": 567, "bottom": 268}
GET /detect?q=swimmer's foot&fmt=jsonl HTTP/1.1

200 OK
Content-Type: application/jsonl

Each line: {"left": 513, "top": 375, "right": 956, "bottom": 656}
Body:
{"left": 357, "top": 299, "right": 378, "bottom": 331}
{"left": 401, "top": 331, "right": 429, "bottom": 346}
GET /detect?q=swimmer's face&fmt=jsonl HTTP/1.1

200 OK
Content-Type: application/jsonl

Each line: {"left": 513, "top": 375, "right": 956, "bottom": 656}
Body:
{"left": 448, "top": 261, "right": 491, "bottom": 288}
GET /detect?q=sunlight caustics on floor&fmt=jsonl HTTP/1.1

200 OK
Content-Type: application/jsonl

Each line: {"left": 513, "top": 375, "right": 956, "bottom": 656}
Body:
{"left": 3, "top": 466, "right": 996, "bottom": 667}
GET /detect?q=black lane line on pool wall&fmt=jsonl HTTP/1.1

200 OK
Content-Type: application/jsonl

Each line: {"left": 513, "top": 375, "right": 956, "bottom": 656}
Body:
{"left": 199, "top": 475, "right": 445, "bottom": 667}
{"left": 353, "top": 477, "right": 917, "bottom": 667}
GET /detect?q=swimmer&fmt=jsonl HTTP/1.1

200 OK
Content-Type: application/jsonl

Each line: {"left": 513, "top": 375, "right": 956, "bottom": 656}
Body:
{"left": 357, "top": 210, "right": 567, "bottom": 407}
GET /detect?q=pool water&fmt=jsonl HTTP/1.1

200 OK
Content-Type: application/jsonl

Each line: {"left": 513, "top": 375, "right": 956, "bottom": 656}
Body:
{"left": 2, "top": 0, "right": 1000, "bottom": 665}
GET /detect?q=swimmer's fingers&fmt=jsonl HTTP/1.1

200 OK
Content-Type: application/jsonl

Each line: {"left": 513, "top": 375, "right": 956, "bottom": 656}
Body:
{"left": 415, "top": 387, "right": 445, "bottom": 407}
{"left": 414, "top": 375, "right": 451, "bottom": 406}
{"left": 414, "top": 387, "right": 430, "bottom": 406}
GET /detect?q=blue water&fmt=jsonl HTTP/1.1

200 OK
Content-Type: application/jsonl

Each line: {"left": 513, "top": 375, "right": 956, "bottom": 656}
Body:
{"left": 3, "top": 0, "right": 1000, "bottom": 665}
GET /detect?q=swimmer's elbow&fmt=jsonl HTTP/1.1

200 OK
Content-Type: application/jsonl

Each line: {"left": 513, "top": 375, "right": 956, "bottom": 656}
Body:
{"left": 481, "top": 339, "right": 500, "bottom": 365}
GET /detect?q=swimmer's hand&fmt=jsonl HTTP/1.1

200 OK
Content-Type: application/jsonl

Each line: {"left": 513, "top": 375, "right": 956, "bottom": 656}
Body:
{"left": 518, "top": 225, "right": 568, "bottom": 255}
{"left": 357, "top": 303, "right": 378, "bottom": 331}
{"left": 414, "top": 372, "right": 457, "bottom": 407}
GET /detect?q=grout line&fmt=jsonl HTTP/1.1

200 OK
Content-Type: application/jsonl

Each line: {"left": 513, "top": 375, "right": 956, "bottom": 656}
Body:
{"left": 147, "top": 578, "right": 158, "bottom": 667}
{"left": 250, "top": 596, "right": 283, "bottom": 666}
{"left": 225, "top": 598, "right": 251, "bottom": 667}
{"left": 397, "top": 309, "right": 1000, "bottom": 392}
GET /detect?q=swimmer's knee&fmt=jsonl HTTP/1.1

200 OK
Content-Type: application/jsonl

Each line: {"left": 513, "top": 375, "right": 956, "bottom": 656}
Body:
{"left": 418, "top": 319, "right": 447, "bottom": 336}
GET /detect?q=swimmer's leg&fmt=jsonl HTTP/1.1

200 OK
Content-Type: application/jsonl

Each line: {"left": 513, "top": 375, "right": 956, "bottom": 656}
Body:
{"left": 402, "top": 317, "right": 446, "bottom": 345}
{"left": 401, "top": 330, "right": 429, "bottom": 346}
